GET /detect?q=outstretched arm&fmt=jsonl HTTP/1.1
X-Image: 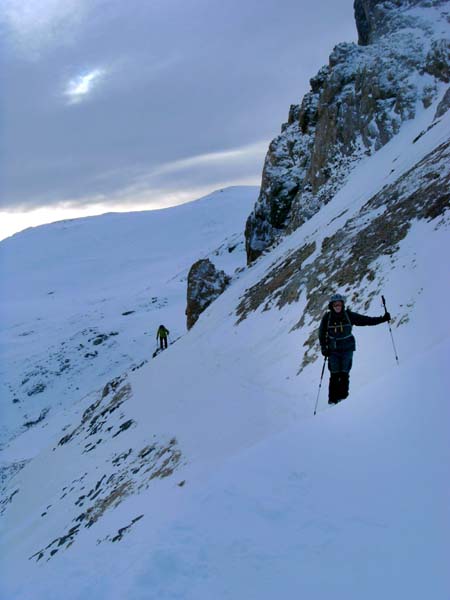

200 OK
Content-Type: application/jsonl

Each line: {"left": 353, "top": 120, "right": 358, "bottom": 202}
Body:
{"left": 348, "top": 309, "right": 389, "bottom": 326}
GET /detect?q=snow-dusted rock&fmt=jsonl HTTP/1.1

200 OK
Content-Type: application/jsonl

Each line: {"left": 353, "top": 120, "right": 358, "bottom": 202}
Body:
{"left": 245, "top": 0, "right": 450, "bottom": 262}
{"left": 435, "top": 85, "right": 450, "bottom": 119}
{"left": 186, "top": 259, "right": 231, "bottom": 329}
{"left": 353, "top": 0, "right": 447, "bottom": 46}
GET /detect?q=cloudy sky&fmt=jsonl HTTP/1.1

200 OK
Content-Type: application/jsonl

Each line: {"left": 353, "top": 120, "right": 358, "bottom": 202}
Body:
{"left": 0, "top": 0, "right": 356, "bottom": 239}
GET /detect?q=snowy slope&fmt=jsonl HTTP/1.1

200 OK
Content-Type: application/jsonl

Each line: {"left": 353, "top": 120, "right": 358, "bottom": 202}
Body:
{"left": 1, "top": 80, "right": 448, "bottom": 600}
{"left": 0, "top": 186, "right": 258, "bottom": 451}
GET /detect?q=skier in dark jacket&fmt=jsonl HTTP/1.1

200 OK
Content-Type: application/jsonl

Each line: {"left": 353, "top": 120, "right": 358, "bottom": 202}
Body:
{"left": 156, "top": 324, "right": 170, "bottom": 350}
{"left": 319, "top": 293, "right": 390, "bottom": 404}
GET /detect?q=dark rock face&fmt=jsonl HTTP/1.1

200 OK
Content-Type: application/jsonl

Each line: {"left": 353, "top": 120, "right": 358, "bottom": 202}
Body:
{"left": 435, "top": 87, "right": 450, "bottom": 120}
{"left": 244, "top": 0, "right": 450, "bottom": 263}
{"left": 424, "top": 39, "right": 450, "bottom": 83}
{"left": 186, "top": 259, "right": 231, "bottom": 329}
{"left": 354, "top": 0, "right": 385, "bottom": 46}
{"left": 354, "top": 0, "right": 447, "bottom": 46}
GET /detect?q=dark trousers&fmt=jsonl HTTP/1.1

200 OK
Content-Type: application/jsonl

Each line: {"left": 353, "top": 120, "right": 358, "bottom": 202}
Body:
{"left": 159, "top": 336, "right": 168, "bottom": 350}
{"left": 328, "top": 351, "right": 353, "bottom": 404}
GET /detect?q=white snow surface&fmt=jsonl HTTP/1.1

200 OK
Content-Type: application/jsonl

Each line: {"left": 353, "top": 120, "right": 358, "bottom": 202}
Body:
{"left": 0, "top": 186, "right": 257, "bottom": 451}
{"left": 1, "top": 101, "right": 449, "bottom": 597}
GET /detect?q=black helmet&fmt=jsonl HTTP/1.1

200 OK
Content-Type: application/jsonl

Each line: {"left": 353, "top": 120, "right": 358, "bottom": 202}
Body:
{"left": 328, "top": 293, "right": 346, "bottom": 310}
{"left": 329, "top": 293, "right": 346, "bottom": 304}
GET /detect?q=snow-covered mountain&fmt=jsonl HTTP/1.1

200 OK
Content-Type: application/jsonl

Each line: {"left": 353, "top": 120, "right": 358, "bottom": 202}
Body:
{"left": 1, "top": 2, "right": 449, "bottom": 599}
{"left": 0, "top": 187, "right": 257, "bottom": 451}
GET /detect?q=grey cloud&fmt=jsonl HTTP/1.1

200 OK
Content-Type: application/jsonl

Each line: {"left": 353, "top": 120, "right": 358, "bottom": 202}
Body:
{"left": 0, "top": 0, "right": 356, "bottom": 211}
{"left": 1, "top": 0, "right": 91, "bottom": 59}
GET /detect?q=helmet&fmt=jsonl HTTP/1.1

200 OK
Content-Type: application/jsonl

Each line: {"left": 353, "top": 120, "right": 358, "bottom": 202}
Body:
{"left": 328, "top": 293, "right": 346, "bottom": 310}
{"left": 329, "top": 293, "right": 346, "bottom": 304}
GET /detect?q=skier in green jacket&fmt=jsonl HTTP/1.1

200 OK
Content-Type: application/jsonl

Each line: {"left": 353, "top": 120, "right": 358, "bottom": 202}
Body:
{"left": 319, "top": 293, "right": 390, "bottom": 404}
{"left": 156, "top": 324, "right": 170, "bottom": 350}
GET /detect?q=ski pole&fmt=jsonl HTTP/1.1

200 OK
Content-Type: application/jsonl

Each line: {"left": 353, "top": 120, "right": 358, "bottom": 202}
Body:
{"left": 382, "top": 295, "right": 399, "bottom": 365}
{"left": 314, "top": 357, "right": 327, "bottom": 416}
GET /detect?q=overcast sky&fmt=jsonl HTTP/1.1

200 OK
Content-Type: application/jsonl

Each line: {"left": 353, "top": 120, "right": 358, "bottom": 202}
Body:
{"left": 0, "top": 0, "right": 356, "bottom": 239}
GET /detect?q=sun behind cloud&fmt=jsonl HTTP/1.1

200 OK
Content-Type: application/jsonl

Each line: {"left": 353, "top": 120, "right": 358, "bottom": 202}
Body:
{"left": 64, "top": 68, "right": 107, "bottom": 104}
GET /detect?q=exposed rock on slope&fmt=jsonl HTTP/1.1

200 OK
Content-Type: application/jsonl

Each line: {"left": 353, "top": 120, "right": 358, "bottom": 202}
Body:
{"left": 245, "top": 0, "right": 450, "bottom": 262}
{"left": 238, "top": 136, "right": 450, "bottom": 370}
{"left": 1, "top": 371, "right": 183, "bottom": 564}
{"left": 186, "top": 259, "right": 231, "bottom": 329}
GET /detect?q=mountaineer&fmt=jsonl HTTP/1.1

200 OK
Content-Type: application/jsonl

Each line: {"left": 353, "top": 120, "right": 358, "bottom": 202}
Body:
{"left": 318, "top": 293, "right": 390, "bottom": 404}
{"left": 156, "top": 324, "right": 170, "bottom": 350}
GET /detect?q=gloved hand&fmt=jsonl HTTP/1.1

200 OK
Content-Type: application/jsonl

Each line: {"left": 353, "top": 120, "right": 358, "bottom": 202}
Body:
{"left": 383, "top": 312, "right": 391, "bottom": 322}
{"left": 321, "top": 347, "right": 330, "bottom": 357}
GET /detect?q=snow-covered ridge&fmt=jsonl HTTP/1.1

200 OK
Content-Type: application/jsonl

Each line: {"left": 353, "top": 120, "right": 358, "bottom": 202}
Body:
{"left": 0, "top": 186, "right": 258, "bottom": 450}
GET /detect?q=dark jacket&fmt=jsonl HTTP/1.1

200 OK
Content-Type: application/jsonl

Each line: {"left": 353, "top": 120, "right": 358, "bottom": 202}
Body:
{"left": 319, "top": 308, "right": 384, "bottom": 353}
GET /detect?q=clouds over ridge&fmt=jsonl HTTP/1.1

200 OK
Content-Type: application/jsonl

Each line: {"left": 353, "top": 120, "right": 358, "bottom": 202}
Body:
{"left": 0, "top": 0, "right": 356, "bottom": 212}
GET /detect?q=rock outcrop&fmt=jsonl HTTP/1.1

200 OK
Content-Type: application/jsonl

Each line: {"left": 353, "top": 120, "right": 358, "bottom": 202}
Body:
{"left": 353, "top": 0, "right": 437, "bottom": 46}
{"left": 245, "top": 0, "right": 450, "bottom": 263}
{"left": 239, "top": 137, "right": 450, "bottom": 369}
{"left": 186, "top": 259, "right": 231, "bottom": 329}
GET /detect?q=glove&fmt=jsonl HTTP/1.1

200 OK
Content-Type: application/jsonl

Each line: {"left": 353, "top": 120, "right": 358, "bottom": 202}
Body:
{"left": 383, "top": 312, "right": 391, "bottom": 322}
{"left": 321, "top": 347, "right": 330, "bottom": 357}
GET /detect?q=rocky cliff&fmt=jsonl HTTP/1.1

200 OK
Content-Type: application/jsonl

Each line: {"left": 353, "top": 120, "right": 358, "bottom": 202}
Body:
{"left": 245, "top": 0, "right": 450, "bottom": 262}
